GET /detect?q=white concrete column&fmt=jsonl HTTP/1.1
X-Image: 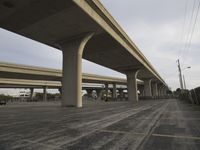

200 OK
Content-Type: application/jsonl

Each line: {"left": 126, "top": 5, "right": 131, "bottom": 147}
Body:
{"left": 30, "top": 88, "right": 34, "bottom": 101}
{"left": 58, "top": 33, "right": 93, "bottom": 107}
{"left": 105, "top": 83, "right": 109, "bottom": 99}
{"left": 163, "top": 87, "right": 167, "bottom": 95}
{"left": 112, "top": 83, "right": 117, "bottom": 99}
{"left": 138, "top": 85, "right": 144, "bottom": 96}
{"left": 43, "top": 86, "right": 47, "bottom": 101}
{"left": 126, "top": 70, "right": 139, "bottom": 102}
{"left": 58, "top": 87, "right": 62, "bottom": 94}
{"left": 118, "top": 89, "right": 124, "bottom": 100}
{"left": 144, "top": 79, "right": 152, "bottom": 97}
{"left": 96, "top": 89, "right": 103, "bottom": 100}
{"left": 159, "top": 85, "right": 165, "bottom": 97}
{"left": 86, "top": 89, "right": 93, "bottom": 98}
{"left": 152, "top": 82, "right": 158, "bottom": 97}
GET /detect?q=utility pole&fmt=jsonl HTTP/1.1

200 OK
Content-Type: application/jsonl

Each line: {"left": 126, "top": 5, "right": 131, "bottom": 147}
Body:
{"left": 183, "top": 75, "right": 186, "bottom": 89}
{"left": 177, "top": 59, "right": 184, "bottom": 90}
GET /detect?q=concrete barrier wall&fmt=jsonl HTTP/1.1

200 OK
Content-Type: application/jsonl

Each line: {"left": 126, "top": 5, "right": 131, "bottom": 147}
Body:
{"left": 180, "top": 87, "right": 200, "bottom": 105}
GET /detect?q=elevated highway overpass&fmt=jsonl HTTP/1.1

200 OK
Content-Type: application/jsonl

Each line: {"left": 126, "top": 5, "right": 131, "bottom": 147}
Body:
{"left": 0, "top": 62, "right": 146, "bottom": 101}
{"left": 0, "top": 61, "right": 144, "bottom": 86}
{"left": 0, "top": 62, "right": 167, "bottom": 99}
{"left": 0, "top": 0, "right": 168, "bottom": 107}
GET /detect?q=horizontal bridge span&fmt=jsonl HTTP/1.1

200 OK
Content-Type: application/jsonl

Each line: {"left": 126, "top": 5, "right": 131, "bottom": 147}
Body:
{"left": 0, "top": 0, "right": 166, "bottom": 84}
{"left": 0, "top": 62, "right": 143, "bottom": 85}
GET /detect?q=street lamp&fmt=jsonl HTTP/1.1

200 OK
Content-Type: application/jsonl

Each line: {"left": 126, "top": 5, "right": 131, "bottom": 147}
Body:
{"left": 182, "top": 66, "right": 191, "bottom": 90}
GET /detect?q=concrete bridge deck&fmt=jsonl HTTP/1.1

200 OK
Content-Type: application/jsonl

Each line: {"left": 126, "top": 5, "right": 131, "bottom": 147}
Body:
{"left": 0, "top": 99, "right": 199, "bottom": 150}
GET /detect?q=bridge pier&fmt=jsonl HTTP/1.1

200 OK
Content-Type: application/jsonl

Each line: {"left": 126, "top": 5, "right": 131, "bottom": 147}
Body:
{"left": 152, "top": 82, "right": 158, "bottom": 98}
{"left": 58, "top": 33, "right": 93, "bottom": 107}
{"left": 43, "top": 86, "right": 47, "bottom": 101}
{"left": 58, "top": 87, "right": 62, "bottom": 94}
{"left": 126, "top": 70, "right": 139, "bottom": 102}
{"left": 86, "top": 89, "right": 93, "bottom": 98}
{"left": 162, "top": 86, "right": 167, "bottom": 96}
{"left": 158, "top": 85, "right": 166, "bottom": 98}
{"left": 143, "top": 79, "right": 152, "bottom": 98}
{"left": 118, "top": 89, "right": 124, "bottom": 100}
{"left": 30, "top": 88, "right": 34, "bottom": 101}
{"left": 105, "top": 83, "right": 109, "bottom": 100}
{"left": 138, "top": 85, "right": 144, "bottom": 97}
{"left": 96, "top": 89, "right": 103, "bottom": 100}
{"left": 112, "top": 83, "right": 117, "bottom": 100}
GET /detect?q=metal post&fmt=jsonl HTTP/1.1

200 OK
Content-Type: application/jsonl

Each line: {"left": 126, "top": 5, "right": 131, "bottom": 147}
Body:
{"left": 183, "top": 75, "right": 186, "bottom": 89}
{"left": 177, "top": 59, "right": 184, "bottom": 90}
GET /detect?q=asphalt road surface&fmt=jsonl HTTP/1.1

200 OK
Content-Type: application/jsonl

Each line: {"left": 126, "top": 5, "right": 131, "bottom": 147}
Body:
{"left": 0, "top": 99, "right": 200, "bottom": 150}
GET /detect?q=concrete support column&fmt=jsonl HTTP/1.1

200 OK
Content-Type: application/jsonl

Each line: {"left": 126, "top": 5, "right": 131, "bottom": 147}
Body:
{"left": 112, "top": 83, "right": 117, "bottom": 99}
{"left": 158, "top": 85, "right": 163, "bottom": 96}
{"left": 43, "top": 86, "right": 47, "bottom": 101}
{"left": 30, "top": 88, "right": 34, "bottom": 101}
{"left": 118, "top": 89, "right": 124, "bottom": 100}
{"left": 138, "top": 85, "right": 144, "bottom": 96}
{"left": 152, "top": 82, "right": 158, "bottom": 97}
{"left": 86, "top": 89, "right": 93, "bottom": 98}
{"left": 126, "top": 70, "right": 139, "bottom": 102}
{"left": 96, "top": 89, "right": 103, "bottom": 100}
{"left": 58, "top": 33, "right": 93, "bottom": 107}
{"left": 105, "top": 83, "right": 109, "bottom": 100}
{"left": 58, "top": 87, "right": 62, "bottom": 94}
{"left": 161, "top": 86, "right": 165, "bottom": 96}
{"left": 144, "top": 79, "right": 152, "bottom": 97}
{"left": 163, "top": 87, "right": 167, "bottom": 96}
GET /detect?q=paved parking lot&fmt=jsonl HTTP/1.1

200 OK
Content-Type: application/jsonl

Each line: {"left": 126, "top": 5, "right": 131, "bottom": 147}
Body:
{"left": 0, "top": 99, "right": 200, "bottom": 150}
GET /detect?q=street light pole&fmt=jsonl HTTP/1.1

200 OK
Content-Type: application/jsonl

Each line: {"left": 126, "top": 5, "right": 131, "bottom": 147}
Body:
{"left": 183, "top": 75, "right": 186, "bottom": 89}
{"left": 182, "top": 66, "right": 191, "bottom": 90}
{"left": 177, "top": 59, "right": 184, "bottom": 90}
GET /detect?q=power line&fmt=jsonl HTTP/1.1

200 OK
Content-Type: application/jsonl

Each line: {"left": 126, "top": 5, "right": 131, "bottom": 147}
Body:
{"left": 180, "top": 0, "right": 197, "bottom": 61}
{"left": 185, "top": 0, "right": 200, "bottom": 56}
{"left": 178, "top": 0, "right": 189, "bottom": 57}
{"left": 181, "top": 0, "right": 200, "bottom": 65}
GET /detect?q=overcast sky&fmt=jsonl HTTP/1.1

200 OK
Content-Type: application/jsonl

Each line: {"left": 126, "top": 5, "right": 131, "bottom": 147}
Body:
{"left": 0, "top": 0, "right": 200, "bottom": 93}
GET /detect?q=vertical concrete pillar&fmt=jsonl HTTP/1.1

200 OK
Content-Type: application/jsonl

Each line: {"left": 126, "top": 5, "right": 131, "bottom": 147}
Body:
{"left": 118, "top": 89, "right": 124, "bottom": 100}
{"left": 58, "top": 33, "right": 93, "bottom": 107}
{"left": 30, "top": 88, "right": 34, "bottom": 101}
{"left": 96, "top": 89, "right": 103, "bottom": 100}
{"left": 163, "top": 87, "right": 167, "bottom": 96}
{"left": 161, "top": 86, "right": 165, "bottom": 96}
{"left": 126, "top": 70, "right": 139, "bottom": 102}
{"left": 158, "top": 85, "right": 163, "bottom": 98}
{"left": 43, "top": 86, "right": 47, "bottom": 101}
{"left": 144, "top": 79, "right": 152, "bottom": 97}
{"left": 152, "top": 82, "right": 158, "bottom": 97}
{"left": 138, "top": 85, "right": 144, "bottom": 96}
{"left": 105, "top": 83, "right": 109, "bottom": 100}
{"left": 58, "top": 87, "right": 62, "bottom": 94}
{"left": 112, "top": 83, "right": 117, "bottom": 99}
{"left": 86, "top": 89, "right": 93, "bottom": 98}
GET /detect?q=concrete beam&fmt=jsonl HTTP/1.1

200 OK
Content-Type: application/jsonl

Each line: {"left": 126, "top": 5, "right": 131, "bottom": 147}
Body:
{"left": 58, "top": 33, "right": 93, "bottom": 107}
{"left": 126, "top": 70, "right": 139, "bottom": 102}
